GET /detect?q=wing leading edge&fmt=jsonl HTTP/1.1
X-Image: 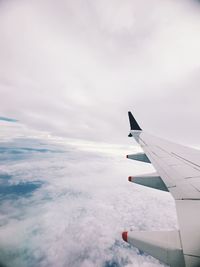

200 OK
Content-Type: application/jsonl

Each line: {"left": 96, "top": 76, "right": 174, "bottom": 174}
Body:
{"left": 123, "top": 111, "right": 200, "bottom": 267}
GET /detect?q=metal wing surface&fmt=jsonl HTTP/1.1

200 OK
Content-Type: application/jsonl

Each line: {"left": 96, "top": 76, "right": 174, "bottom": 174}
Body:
{"left": 123, "top": 112, "right": 200, "bottom": 267}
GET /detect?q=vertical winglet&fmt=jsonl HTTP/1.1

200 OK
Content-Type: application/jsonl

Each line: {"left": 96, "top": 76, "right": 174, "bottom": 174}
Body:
{"left": 128, "top": 112, "right": 142, "bottom": 131}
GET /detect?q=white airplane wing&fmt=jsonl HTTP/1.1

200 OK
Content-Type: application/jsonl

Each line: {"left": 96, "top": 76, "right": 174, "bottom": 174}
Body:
{"left": 122, "top": 112, "right": 200, "bottom": 267}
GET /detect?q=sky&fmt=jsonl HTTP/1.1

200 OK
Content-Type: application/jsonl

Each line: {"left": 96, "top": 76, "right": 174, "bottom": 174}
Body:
{"left": 0, "top": 0, "right": 200, "bottom": 145}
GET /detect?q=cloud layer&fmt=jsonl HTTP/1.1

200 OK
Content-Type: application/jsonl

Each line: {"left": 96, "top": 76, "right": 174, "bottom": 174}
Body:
{"left": 0, "top": 121, "right": 177, "bottom": 267}
{"left": 0, "top": 0, "right": 200, "bottom": 144}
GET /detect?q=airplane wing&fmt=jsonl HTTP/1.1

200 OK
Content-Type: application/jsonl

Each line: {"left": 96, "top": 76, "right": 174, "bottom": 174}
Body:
{"left": 122, "top": 111, "right": 200, "bottom": 267}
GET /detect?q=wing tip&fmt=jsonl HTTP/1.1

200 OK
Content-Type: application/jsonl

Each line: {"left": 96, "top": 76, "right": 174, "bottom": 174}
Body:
{"left": 128, "top": 111, "right": 142, "bottom": 131}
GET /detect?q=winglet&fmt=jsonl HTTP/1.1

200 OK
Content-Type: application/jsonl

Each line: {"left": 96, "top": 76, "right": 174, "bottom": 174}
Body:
{"left": 128, "top": 111, "right": 142, "bottom": 131}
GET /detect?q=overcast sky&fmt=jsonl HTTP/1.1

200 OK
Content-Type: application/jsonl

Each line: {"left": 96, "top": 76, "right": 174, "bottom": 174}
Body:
{"left": 0, "top": 0, "right": 200, "bottom": 145}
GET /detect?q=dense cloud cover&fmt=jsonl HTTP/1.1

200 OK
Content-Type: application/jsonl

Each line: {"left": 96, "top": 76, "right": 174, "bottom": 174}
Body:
{"left": 0, "top": 0, "right": 200, "bottom": 144}
{"left": 0, "top": 120, "right": 177, "bottom": 267}
{"left": 0, "top": 1, "right": 199, "bottom": 266}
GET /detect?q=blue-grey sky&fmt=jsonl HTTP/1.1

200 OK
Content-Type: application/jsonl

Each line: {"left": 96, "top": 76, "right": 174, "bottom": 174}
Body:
{"left": 0, "top": 0, "right": 200, "bottom": 145}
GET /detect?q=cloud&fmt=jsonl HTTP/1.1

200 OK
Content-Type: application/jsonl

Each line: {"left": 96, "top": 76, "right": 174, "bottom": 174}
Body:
{"left": 0, "top": 0, "right": 200, "bottom": 144}
{"left": 0, "top": 121, "right": 176, "bottom": 267}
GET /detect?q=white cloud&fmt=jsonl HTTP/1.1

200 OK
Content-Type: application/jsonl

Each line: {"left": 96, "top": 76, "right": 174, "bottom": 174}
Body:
{"left": 0, "top": 0, "right": 200, "bottom": 144}
{"left": 0, "top": 121, "right": 175, "bottom": 267}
